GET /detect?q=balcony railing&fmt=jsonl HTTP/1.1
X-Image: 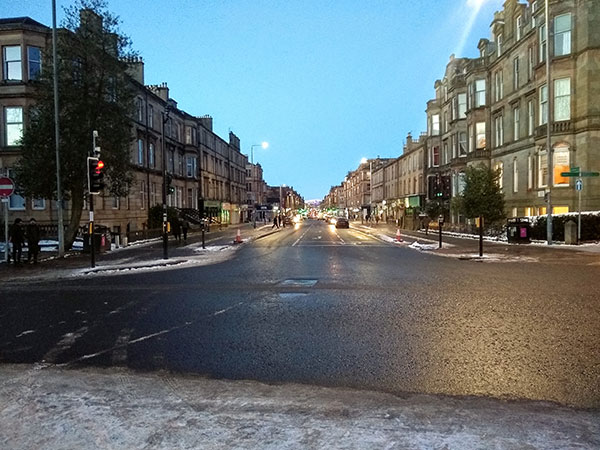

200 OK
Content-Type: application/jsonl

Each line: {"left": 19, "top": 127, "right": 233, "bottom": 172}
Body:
{"left": 535, "top": 120, "right": 572, "bottom": 139}
{"left": 466, "top": 148, "right": 491, "bottom": 162}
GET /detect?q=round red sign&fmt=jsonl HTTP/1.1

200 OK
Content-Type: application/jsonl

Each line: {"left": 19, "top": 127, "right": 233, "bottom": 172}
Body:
{"left": 0, "top": 177, "right": 15, "bottom": 197}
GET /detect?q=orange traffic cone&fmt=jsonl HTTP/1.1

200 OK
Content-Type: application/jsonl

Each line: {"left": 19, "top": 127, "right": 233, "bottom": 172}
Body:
{"left": 234, "top": 229, "right": 243, "bottom": 244}
{"left": 395, "top": 229, "right": 403, "bottom": 242}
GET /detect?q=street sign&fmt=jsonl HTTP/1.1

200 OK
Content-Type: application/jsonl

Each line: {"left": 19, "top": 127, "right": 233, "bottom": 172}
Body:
{"left": 576, "top": 179, "right": 583, "bottom": 191}
{"left": 0, "top": 177, "right": 15, "bottom": 197}
{"left": 561, "top": 169, "right": 599, "bottom": 177}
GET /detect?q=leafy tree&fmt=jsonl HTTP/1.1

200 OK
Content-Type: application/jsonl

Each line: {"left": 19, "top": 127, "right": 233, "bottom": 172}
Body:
{"left": 16, "top": 0, "right": 136, "bottom": 249}
{"left": 424, "top": 199, "right": 448, "bottom": 222}
{"left": 452, "top": 164, "right": 505, "bottom": 227}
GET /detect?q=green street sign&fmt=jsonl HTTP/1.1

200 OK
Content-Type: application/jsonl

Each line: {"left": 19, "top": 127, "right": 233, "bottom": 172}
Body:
{"left": 580, "top": 172, "right": 599, "bottom": 177}
{"left": 560, "top": 172, "right": 579, "bottom": 177}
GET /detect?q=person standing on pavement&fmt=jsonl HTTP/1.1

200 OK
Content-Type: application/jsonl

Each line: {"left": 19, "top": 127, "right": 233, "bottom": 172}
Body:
{"left": 181, "top": 218, "right": 189, "bottom": 243}
{"left": 172, "top": 216, "right": 181, "bottom": 243}
{"left": 9, "top": 218, "right": 24, "bottom": 265}
{"left": 26, "top": 218, "right": 41, "bottom": 264}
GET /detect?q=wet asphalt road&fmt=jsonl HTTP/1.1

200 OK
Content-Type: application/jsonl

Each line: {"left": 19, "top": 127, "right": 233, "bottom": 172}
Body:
{"left": 1, "top": 219, "right": 599, "bottom": 408}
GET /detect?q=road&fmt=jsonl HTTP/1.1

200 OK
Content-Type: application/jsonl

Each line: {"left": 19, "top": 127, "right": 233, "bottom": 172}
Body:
{"left": 1, "top": 219, "right": 599, "bottom": 408}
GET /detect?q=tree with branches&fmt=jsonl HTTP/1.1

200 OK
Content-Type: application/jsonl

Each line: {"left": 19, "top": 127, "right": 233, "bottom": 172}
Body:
{"left": 16, "top": 0, "right": 136, "bottom": 249}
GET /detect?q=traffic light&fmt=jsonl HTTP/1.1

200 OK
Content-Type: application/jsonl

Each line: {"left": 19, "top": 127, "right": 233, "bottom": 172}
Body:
{"left": 435, "top": 175, "right": 443, "bottom": 198}
{"left": 166, "top": 174, "right": 175, "bottom": 195}
{"left": 441, "top": 176, "right": 451, "bottom": 199}
{"left": 87, "top": 157, "right": 105, "bottom": 194}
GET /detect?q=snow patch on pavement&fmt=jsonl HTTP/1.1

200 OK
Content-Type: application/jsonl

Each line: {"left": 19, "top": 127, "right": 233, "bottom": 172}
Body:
{"left": 0, "top": 366, "right": 597, "bottom": 450}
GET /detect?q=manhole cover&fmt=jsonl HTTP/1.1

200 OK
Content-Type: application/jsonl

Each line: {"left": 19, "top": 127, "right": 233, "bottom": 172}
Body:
{"left": 279, "top": 279, "right": 318, "bottom": 287}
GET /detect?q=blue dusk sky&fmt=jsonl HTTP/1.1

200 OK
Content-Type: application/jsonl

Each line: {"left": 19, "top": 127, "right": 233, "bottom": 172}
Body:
{"left": 2, "top": 0, "right": 504, "bottom": 201}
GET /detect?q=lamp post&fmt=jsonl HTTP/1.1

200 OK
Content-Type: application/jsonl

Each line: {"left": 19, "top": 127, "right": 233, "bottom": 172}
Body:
{"left": 51, "top": 0, "right": 64, "bottom": 257}
{"left": 249, "top": 142, "right": 268, "bottom": 227}
{"left": 250, "top": 141, "right": 269, "bottom": 165}
{"left": 545, "top": 0, "right": 553, "bottom": 245}
{"left": 161, "top": 106, "right": 171, "bottom": 259}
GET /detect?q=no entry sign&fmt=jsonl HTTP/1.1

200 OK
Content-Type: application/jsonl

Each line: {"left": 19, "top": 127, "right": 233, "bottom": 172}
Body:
{"left": 0, "top": 177, "right": 15, "bottom": 197}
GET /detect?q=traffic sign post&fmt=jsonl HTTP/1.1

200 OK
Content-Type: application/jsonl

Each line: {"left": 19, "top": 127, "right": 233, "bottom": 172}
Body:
{"left": 0, "top": 177, "right": 15, "bottom": 263}
{"left": 559, "top": 168, "right": 600, "bottom": 245}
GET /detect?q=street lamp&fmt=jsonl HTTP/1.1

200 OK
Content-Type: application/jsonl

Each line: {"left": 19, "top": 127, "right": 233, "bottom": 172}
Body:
{"left": 544, "top": 0, "right": 553, "bottom": 245}
{"left": 360, "top": 157, "right": 372, "bottom": 224}
{"left": 251, "top": 141, "right": 269, "bottom": 165}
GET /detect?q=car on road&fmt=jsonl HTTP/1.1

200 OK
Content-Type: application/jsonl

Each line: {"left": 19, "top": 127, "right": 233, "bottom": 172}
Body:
{"left": 334, "top": 217, "right": 349, "bottom": 228}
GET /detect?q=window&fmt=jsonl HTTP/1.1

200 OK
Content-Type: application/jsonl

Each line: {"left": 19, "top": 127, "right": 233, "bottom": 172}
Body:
{"left": 140, "top": 181, "right": 146, "bottom": 210}
{"left": 516, "top": 15, "right": 523, "bottom": 41}
{"left": 539, "top": 24, "right": 547, "bottom": 63}
{"left": 9, "top": 191, "right": 25, "bottom": 210}
{"left": 497, "top": 33, "right": 503, "bottom": 57}
{"left": 432, "top": 146, "right": 440, "bottom": 167}
{"left": 443, "top": 112, "right": 448, "bottom": 133}
{"left": 151, "top": 182, "right": 157, "bottom": 206}
{"left": 554, "top": 78, "right": 571, "bottom": 121}
{"left": 468, "top": 83, "right": 473, "bottom": 109}
{"left": 553, "top": 144, "right": 570, "bottom": 186}
{"left": 148, "top": 143, "right": 155, "bottom": 167}
{"left": 27, "top": 46, "right": 41, "bottom": 80}
{"left": 137, "top": 98, "right": 144, "bottom": 122}
{"left": 185, "top": 126, "right": 192, "bottom": 145}
{"left": 513, "top": 107, "right": 520, "bottom": 141}
{"left": 5, "top": 107, "right": 23, "bottom": 146}
{"left": 528, "top": 100, "right": 535, "bottom": 135}
{"left": 513, "top": 57, "right": 519, "bottom": 90}
{"left": 528, "top": 155, "right": 533, "bottom": 189}
{"left": 3, "top": 46, "right": 22, "bottom": 81}
{"left": 443, "top": 142, "right": 449, "bottom": 165}
{"left": 475, "top": 79, "right": 486, "bottom": 107}
{"left": 452, "top": 134, "right": 457, "bottom": 159}
{"left": 528, "top": 47, "right": 534, "bottom": 80}
{"left": 459, "top": 132, "right": 467, "bottom": 156}
{"left": 554, "top": 13, "right": 572, "bottom": 56}
{"left": 538, "top": 151, "right": 548, "bottom": 188}
{"left": 458, "top": 93, "right": 467, "bottom": 118}
{"left": 476, "top": 122, "right": 486, "bottom": 149}
{"left": 137, "top": 138, "right": 144, "bottom": 165}
{"left": 148, "top": 105, "right": 154, "bottom": 128}
{"left": 431, "top": 114, "right": 440, "bottom": 136}
{"left": 539, "top": 85, "right": 548, "bottom": 125}
{"left": 531, "top": 1, "right": 538, "bottom": 28}
{"left": 494, "top": 115, "right": 504, "bottom": 147}
{"left": 511, "top": 207, "right": 518, "bottom": 218}
{"left": 32, "top": 198, "right": 46, "bottom": 210}
{"left": 494, "top": 71, "right": 503, "bottom": 101}
{"left": 468, "top": 125, "right": 473, "bottom": 152}
{"left": 111, "top": 196, "right": 120, "bottom": 209}
{"left": 513, "top": 159, "right": 519, "bottom": 193}
{"left": 495, "top": 162, "right": 504, "bottom": 190}
{"left": 186, "top": 156, "right": 197, "bottom": 178}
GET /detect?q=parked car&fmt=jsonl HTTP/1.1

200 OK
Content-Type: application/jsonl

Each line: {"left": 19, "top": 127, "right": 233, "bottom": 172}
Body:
{"left": 334, "top": 217, "right": 349, "bottom": 228}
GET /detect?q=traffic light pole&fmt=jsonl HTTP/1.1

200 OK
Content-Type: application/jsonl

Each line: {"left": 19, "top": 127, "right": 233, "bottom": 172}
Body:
{"left": 161, "top": 110, "right": 170, "bottom": 260}
{"left": 89, "top": 131, "right": 97, "bottom": 269}
{"left": 89, "top": 192, "right": 95, "bottom": 269}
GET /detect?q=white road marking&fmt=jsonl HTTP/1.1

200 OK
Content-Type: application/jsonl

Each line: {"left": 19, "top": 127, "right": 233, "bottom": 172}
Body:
{"left": 42, "top": 326, "right": 89, "bottom": 363}
{"left": 292, "top": 227, "right": 311, "bottom": 247}
{"left": 60, "top": 302, "right": 244, "bottom": 365}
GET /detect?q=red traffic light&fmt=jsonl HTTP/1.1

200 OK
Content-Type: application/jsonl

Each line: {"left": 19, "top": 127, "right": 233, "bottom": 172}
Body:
{"left": 96, "top": 160, "right": 105, "bottom": 170}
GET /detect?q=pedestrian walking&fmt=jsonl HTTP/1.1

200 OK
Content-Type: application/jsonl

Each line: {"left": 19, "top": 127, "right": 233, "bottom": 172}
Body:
{"left": 181, "top": 218, "right": 189, "bottom": 243}
{"left": 271, "top": 216, "right": 279, "bottom": 229}
{"left": 171, "top": 216, "right": 181, "bottom": 243}
{"left": 26, "top": 218, "right": 41, "bottom": 264}
{"left": 9, "top": 218, "right": 24, "bottom": 265}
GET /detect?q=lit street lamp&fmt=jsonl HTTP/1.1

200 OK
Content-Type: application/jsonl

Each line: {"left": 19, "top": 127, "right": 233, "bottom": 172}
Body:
{"left": 251, "top": 141, "right": 269, "bottom": 165}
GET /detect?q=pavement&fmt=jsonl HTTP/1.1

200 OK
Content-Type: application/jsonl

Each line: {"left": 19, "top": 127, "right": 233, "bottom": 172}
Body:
{"left": 0, "top": 221, "right": 286, "bottom": 284}
{"left": 349, "top": 220, "right": 600, "bottom": 262}
{"left": 1, "top": 365, "right": 598, "bottom": 450}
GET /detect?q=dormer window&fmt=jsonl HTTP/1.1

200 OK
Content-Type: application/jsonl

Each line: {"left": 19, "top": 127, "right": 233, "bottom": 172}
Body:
{"left": 497, "top": 33, "right": 503, "bottom": 57}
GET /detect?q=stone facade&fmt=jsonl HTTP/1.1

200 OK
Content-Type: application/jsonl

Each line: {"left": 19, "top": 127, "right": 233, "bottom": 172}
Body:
{"left": 0, "top": 14, "right": 249, "bottom": 240}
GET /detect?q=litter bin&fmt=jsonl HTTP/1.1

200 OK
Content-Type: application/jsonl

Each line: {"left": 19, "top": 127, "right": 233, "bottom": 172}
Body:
{"left": 82, "top": 226, "right": 112, "bottom": 253}
{"left": 506, "top": 218, "right": 531, "bottom": 244}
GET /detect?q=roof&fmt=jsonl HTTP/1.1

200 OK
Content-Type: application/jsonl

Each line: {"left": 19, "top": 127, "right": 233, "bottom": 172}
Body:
{"left": 0, "top": 17, "right": 50, "bottom": 30}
